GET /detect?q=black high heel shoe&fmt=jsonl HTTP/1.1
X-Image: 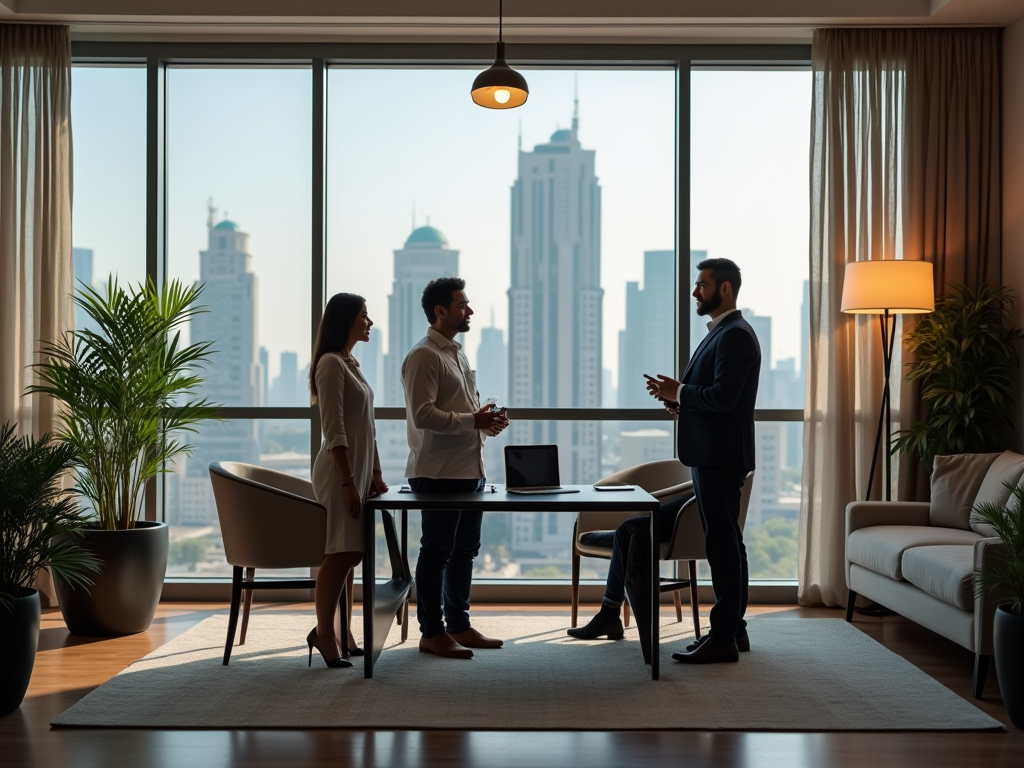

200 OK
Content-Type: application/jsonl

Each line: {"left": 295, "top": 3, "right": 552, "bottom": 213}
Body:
{"left": 343, "top": 645, "right": 365, "bottom": 658}
{"left": 306, "top": 628, "right": 353, "bottom": 668}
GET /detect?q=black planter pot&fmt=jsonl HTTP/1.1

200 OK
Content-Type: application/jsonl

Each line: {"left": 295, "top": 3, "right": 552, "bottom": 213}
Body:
{"left": 994, "top": 602, "right": 1024, "bottom": 729}
{"left": 54, "top": 521, "right": 168, "bottom": 636}
{"left": 0, "top": 588, "right": 40, "bottom": 717}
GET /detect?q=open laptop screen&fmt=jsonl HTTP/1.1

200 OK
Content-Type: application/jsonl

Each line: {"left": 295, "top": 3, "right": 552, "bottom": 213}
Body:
{"left": 504, "top": 445, "right": 560, "bottom": 489}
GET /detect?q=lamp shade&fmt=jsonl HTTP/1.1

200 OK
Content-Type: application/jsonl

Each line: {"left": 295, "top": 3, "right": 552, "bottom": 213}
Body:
{"left": 840, "top": 260, "right": 935, "bottom": 314}
{"left": 471, "top": 41, "right": 529, "bottom": 109}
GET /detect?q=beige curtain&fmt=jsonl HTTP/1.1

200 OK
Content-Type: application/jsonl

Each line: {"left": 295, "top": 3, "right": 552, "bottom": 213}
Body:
{"left": 0, "top": 24, "right": 72, "bottom": 438}
{"left": 799, "top": 28, "right": 1002, "bottom": 607}
{"left": 899, "top": 29, "right": 1002, "bottom": 501}
{"left": 0, "top": 24, "right": 73, "bottom": 608}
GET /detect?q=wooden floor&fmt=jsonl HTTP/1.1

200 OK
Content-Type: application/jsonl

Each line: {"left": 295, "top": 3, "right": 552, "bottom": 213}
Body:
{"left": 4, "top": 602, "right": 1021, "bottom": 768}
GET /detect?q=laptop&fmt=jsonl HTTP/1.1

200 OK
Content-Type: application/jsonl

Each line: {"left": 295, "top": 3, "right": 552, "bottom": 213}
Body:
{"left": 503, "top": 445, "right": 580, "bottom": 495}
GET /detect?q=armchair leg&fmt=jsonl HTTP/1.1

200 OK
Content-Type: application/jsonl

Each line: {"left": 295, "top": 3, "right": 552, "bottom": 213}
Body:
{"left": 223, "top": 565, "right": 243, "bottom": 665}
{"left": 688, "top": 561, "right": 701, "bottom": 640}
{"left": 624, "top": 601, "right": 631, "bottom": 628}
{"left": 673, "top": 590, "right": 683, "bottom": 623}
{"left": 239, "top": 567, "right": 255, "bottom": 645}
{"left": 400, "top": 598, "right": 409, "bottom": 643}
{"left": 845, "top": 589, "right": 857, "bottom": 622}
{"left": 570, "top": 551, "right": 581, "bottom": 628}
{"left": 973, "top": 654, "right": 990, "bottom": 699}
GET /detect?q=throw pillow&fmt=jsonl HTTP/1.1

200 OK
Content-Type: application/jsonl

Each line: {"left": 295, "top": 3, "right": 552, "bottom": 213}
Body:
{"left": 929, "top": 453, "right": 1000, "bottom": 530}
{"left": 970, "top": 451, "right": 1024, "bottom": 538}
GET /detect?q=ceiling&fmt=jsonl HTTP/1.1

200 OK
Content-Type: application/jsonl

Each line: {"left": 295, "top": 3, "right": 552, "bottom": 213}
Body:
{"left": 2, "top": 0, "right": 1024, "bottom": 43}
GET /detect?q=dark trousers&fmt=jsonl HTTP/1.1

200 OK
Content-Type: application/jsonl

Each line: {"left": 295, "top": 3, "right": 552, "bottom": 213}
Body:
{"left": 409, "top": 476, "right": 485, "bottom": 638}
{"left": 690, "top": 465, "right": 749, "bottom": 644}
{"left": 602, "top": 494, "right": 691, "bottom": 606}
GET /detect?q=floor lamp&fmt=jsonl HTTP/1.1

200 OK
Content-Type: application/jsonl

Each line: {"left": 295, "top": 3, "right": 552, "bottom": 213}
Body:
{"left": 840, "top": 261, "right": 935, "bottom": 501}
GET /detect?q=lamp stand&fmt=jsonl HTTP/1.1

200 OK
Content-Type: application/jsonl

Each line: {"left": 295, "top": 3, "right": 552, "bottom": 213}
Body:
{"left": 865, "top": 309, "right": 897, "bottom": 502}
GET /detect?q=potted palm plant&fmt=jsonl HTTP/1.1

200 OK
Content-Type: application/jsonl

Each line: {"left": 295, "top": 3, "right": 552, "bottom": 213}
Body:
{"left": 0, "top": 424, "right": 99, "bottom": 715}
{"left": 973, "top": 482, "right": 1024, "bottom": 728}
{"left": 29, "top": 278, "right": 218, "bottom": 636}
{"left": 894, "top": 283, "right": 1023, "bottom": 469}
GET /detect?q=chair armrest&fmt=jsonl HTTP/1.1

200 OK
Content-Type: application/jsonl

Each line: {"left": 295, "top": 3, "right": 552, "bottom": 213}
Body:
{"left": 846, "top": 501, "right": 931, "bottom": 536}
{"left": 652, "top": 481, "right": 693, "bottom": 500}
{"left": 974, "top": 537, "right": 1009, "bottom": 655}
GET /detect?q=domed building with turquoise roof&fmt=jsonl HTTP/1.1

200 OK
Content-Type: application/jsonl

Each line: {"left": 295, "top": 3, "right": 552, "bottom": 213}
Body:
{"left": 381, "top": 223, "right": 460, "bottom": 409}
{"left": 404, "top": 225, "right": 449, "bottom": 248}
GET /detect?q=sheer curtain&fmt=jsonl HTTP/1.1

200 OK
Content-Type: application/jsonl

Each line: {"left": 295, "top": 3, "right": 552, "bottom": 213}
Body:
{"left": 799, "top": 28, "right": 1002, "bottom": 607}
{"left": 0, "top": 24, "right": 73, "bottom": 607}
{"left": 0, "top": 24, "right": 73, "bottom": 438}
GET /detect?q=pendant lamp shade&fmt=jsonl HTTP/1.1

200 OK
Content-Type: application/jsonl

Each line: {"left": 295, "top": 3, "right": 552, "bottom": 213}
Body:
{"left": 472, "top": 42, "right": 529, "bottom": 109}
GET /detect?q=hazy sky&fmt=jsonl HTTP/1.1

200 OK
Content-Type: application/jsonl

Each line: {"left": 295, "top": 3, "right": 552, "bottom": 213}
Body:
{"left": 70, "top": 65, "right": 809, "bottom": 384}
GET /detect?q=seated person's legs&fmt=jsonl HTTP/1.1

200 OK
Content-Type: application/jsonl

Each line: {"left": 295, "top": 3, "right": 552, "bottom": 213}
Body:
{"left": 567, "top": 494, "right": 689, "bottom": 640}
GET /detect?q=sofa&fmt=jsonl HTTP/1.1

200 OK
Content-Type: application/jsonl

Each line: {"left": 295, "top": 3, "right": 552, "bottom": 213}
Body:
{"left": 845, "top": 451, "right": 1021, "bottom": 699}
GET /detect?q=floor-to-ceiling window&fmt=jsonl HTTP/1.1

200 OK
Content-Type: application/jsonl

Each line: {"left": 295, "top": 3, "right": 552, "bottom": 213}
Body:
{"left": 690, "top": 69, "right": 810, "bottom": 580}
{"left": 68, "top": 46, "right": 809, "bottom": 586}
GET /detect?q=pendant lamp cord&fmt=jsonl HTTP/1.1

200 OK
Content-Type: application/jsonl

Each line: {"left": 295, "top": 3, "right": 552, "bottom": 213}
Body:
{"left": 499, "top": 0, "right": 503, "bottom": 42}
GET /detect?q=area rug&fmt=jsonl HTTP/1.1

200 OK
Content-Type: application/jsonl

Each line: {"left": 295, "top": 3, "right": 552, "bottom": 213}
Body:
{"left": 52, "top": 615, "right": 1001, "bottom": 731}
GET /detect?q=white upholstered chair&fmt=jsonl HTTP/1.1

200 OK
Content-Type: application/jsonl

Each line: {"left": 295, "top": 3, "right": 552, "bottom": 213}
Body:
{"left": 209, "top": 461, "right": 330, "bottom": 665}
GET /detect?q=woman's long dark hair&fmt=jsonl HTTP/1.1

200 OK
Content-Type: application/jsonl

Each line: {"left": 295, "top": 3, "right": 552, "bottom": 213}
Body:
{"left": 309, "top": 292, "right": 365, "bottom": 404}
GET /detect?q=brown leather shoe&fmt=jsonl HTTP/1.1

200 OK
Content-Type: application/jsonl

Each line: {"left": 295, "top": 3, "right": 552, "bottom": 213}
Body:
{"left": 449, "top": 627, "right": 504, "bottom": 649}
{"left": 419, "top": 632, "right": 474, "bottom": 659}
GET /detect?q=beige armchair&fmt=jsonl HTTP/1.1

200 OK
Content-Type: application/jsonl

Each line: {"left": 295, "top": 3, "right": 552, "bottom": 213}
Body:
{"left": 209, "top": 461, "right": 330, "bottom": 665}
{"left": 571, "top": 461, "right": 754, "bottom": 641}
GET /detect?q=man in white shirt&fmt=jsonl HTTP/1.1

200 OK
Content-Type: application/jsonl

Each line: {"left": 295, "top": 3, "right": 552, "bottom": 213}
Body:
{"left": 402, "top": 277, "right": 510, "bottom": 659}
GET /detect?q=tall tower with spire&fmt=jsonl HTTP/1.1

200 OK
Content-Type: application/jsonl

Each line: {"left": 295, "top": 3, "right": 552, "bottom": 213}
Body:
{"left": 507, "top": 105, "right": 603, "bottom": 486}
{"left": 172, "top": 205, "right": 262, "bottom": 525}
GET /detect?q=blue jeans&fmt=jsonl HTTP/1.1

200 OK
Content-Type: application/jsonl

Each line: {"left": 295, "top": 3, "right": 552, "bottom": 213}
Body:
{"left": 409, "top": 476, "right": 485, "bottom": 638}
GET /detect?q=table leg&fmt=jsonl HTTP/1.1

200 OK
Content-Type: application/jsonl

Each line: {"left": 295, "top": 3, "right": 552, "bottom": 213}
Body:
{"left": 651, "top": 506, "right": 660, "bottom": 680}
{"left": 363, "top": 506, "right": 375, "bottom": 679}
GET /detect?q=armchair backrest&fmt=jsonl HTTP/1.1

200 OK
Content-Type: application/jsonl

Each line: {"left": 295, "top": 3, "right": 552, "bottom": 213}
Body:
{"left": 662, "top": 471, "right": 754, "bottom": 561}
{"left": 578, "top": 459, "right": 692, "bottom": 535}
{"left": 209, "top": 461, "right": 327, "bottom": 569}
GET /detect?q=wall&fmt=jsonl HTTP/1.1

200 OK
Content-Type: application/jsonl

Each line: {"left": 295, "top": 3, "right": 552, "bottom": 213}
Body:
{"left": 1006, "top": 17, "right": 1024, "bottom": 452}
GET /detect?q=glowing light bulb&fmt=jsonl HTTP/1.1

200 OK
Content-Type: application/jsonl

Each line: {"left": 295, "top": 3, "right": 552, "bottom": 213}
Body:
{"left": 495, "top": 89, "right": 511, "bottom": 104}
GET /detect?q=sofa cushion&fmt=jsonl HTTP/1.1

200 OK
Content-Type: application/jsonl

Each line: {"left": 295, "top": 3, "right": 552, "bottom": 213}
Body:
{"left": 970, "top": 451, "right": 1024, "bottom": 537}
{"left": 847, "top": 525, "right": 983, "bottom": 581}
{"left": 929, "top": 453, "right": 1000, "bottom": 530}
{"left": 901, "top": 545, "right": 976, "bottom": 610}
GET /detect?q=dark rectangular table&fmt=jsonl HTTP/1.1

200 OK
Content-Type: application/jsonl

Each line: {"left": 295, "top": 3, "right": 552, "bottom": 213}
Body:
{"left": 361, "top": 485, "right": 663, "bottom": 679}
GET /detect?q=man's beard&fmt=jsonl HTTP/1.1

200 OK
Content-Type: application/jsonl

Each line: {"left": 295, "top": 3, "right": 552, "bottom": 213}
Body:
{"left": 695, "top": 291, "right": 722, "bottom": 317}
{"left": 457, "top": 319, "right": 471, "bottom": 333}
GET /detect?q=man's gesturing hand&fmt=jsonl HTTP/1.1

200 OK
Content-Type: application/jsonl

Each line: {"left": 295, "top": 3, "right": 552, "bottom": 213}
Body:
{"left": 646, "top": 374, "right": 681, "bottom": 403}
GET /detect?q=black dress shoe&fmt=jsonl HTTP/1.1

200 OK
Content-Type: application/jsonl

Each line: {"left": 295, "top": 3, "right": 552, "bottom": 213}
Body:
{"left": 672, "top": 638, "right": 739, "bottom": 664}
{"left": 686, "top": 633, "right": 749, "bottom": 653}
{"left": 566, "top": 610, "right": 625, "bottom": 640}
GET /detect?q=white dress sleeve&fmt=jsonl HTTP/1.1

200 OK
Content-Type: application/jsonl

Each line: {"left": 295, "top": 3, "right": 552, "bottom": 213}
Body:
{"left": 316, "top": 354, "right": 348, "bottom": 450}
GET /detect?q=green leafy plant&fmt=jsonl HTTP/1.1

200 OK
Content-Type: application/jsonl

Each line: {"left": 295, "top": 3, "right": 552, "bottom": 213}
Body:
{"left": 973, "top": 482, "right": 1024, "bottom": 616}
{"left": 0, "top": 423, "right": 100, "bottom": 609}
{"left": 893, "top": 283, "right": 1023, "bottom": 469}
{"left": 28, "top": 278, "right": 220, "bottom": 530}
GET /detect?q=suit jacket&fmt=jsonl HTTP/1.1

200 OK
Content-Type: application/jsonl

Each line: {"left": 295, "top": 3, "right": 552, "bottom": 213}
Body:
{"left": 676, "top": 311, "right": 761, "bottom": 471}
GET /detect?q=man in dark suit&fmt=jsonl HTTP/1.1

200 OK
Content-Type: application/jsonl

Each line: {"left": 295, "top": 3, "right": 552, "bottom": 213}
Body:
{"left": 647, "top": 257, "right": 760, "bottom": 664}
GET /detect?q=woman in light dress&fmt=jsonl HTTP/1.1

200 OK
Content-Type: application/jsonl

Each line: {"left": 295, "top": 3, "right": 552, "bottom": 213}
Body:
{"left": 306, "top": 293, "right": 387, "bottom": 668}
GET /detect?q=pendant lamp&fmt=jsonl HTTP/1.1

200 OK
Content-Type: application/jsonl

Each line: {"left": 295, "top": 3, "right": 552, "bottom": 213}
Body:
{"left": 471, "top": 0, "right": 529, "bottom": 109}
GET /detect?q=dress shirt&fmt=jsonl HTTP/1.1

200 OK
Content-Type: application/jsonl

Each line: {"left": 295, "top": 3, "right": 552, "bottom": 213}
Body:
{"left": 402, "top": 328, "right": 485, "bottom": 479}
{"left": 675, "top": 308, "right": 740, "bottom": 404}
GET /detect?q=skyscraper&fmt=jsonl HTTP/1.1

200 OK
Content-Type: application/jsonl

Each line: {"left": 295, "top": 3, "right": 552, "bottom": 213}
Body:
{"left": 618, "top": 250, "right": 675, "bottom": 408}
{"left": 508, "top": 106, "right": 603, "bottom": 485}
{"left": 171, "top": 209, "right": 261, "bottom": 526}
